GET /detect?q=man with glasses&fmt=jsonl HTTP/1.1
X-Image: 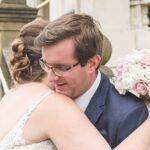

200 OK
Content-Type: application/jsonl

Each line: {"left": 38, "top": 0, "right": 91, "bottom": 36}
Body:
{"left": 35, "top": 13, "right": 148, "bottom": 148}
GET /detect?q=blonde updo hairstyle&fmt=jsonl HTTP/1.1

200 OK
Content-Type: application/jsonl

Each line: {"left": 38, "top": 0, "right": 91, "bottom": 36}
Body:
{"left": 10, "top": 19, "right": 49, "bottom": 84}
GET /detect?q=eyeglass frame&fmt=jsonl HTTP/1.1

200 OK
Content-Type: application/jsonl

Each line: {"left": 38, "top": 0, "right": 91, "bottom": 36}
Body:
{"left": 39, "top": 58, "right": 80, "bottom": 77}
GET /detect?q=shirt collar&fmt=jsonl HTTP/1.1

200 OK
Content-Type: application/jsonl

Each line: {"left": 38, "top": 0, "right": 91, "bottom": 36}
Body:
{"left": 75, "top": 71, "right": 101, "bottom": 112}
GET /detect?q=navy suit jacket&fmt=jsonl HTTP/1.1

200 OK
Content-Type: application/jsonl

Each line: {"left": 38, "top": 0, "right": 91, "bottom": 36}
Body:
{"left": 85, "top": 72, "right": 148, "bottom": 148}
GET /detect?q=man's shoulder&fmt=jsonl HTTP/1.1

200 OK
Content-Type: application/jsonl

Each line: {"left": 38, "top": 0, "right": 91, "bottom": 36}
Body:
{"left": 100, "top": 72, "right": 146, "bottom": 108}
{"left": 96, "top": 72, "right": 148, "bottom": 118}
{"left": 104, "top": 84, "right": 148, "bottom": 124}
{"left": 96, "top": 72, "right": 148, "bottom": 148}
{"left": 109, "top": 84, "right": 145, "bottom": 107}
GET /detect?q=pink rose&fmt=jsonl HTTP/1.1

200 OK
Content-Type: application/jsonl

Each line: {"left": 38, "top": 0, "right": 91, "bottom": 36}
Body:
{"left": 139, "top": 53, "right": 150, "bottom": 66}
{"left": 133, "top": 80, "right": 149, "bottom": 96}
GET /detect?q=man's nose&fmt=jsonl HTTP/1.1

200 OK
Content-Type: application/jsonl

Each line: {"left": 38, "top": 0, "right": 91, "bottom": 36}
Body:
{"left": 47, "top": 69, "right": 59, "bottom": 82}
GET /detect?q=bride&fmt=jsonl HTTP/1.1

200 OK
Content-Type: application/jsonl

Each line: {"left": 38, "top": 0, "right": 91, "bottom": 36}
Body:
{"left": 0, "top": 19, "right": 109, "bottom": 150}
{"left": 0, "top": 19, "right": 149, "bottom": 150}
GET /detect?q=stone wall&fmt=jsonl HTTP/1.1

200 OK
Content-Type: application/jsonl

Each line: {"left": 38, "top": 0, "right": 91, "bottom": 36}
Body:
{"left": 0, "top": 0, "right": 38, "bottom": 98}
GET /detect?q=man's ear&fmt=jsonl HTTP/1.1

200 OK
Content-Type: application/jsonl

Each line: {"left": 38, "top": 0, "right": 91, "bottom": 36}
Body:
{"left": 87, "top": 55, "right": 101, "bottom": 72}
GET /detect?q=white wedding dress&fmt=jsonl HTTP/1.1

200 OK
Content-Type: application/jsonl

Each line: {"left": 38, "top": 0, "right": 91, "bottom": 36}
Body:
{"left": 0, "top": 91, "right": 57, "bottom": 150}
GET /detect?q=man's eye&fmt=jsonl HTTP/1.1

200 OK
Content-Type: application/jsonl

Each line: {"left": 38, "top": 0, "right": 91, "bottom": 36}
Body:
{"left": 56, "top": 66, "right": 71, "bottom": 71}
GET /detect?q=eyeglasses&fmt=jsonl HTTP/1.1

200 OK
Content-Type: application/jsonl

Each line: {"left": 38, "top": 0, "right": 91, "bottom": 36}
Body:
{"left": 39, "top": 58, "right": 79, "bottom": 77}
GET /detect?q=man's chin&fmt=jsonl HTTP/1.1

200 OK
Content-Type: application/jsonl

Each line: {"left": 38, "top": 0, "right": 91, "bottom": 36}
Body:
{"left": 55, "top": 89, "right": 72, "bottom": 98}
{"left": 56, "top": 89, "right": 66, "bottom": 95}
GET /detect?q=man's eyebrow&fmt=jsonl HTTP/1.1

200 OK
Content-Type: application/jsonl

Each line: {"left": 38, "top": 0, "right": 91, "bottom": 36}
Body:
{"left": 42, "top": 59, "right": 70, "bottom": 66}
{"left": 46, "top": 62, "right": 70, "bottom": 67}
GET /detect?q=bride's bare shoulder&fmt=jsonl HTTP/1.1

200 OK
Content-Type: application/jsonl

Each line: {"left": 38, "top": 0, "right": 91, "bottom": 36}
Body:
{"left": 40, "top": 92, "right": 76, "bottom": 112}
{"left": 35, "top": 92, "right": 81, "bottom": 125}
{"left": 0, "top": 82, "right": 52, "bottom": 105}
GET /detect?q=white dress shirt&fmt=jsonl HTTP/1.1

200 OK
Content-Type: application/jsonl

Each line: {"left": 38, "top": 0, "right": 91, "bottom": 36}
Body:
{"left": 75, "top": 71, "right": 101, "bottom": 112}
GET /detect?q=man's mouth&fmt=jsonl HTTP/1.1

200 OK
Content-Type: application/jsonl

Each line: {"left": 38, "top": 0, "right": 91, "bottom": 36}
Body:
{"left": 55, "top": 83, "right": 67, "bottom": 89}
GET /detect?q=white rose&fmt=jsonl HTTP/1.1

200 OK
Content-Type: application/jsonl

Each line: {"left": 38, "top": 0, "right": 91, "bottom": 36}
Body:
{"left": 144, "top": 68, "right": 150, "bottom": 81}
{"left": 122, "top": 77, "right": 134, "bottom": 89}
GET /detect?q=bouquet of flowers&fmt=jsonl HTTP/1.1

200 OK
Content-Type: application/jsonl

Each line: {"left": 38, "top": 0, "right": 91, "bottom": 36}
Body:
{"left": 112, "top": 49, "right": 150, "bottom": 100}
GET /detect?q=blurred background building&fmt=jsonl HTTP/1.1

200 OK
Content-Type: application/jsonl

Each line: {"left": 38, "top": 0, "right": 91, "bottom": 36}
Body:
{"left": 27, "top": 0, "right": 150, "bottom": 65}
{"left": 0, "top": 0, "right": 150, "bottom": 97}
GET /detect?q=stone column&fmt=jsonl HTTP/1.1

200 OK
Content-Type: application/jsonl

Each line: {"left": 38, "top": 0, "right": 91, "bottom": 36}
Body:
{"left": 0, "top": 0, "right": 38, "bottom": 96}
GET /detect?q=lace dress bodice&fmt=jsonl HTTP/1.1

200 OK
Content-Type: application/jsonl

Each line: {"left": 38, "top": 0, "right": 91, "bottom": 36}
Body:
{"left": 0, "top": 90, "right": 57, "bottom": 150}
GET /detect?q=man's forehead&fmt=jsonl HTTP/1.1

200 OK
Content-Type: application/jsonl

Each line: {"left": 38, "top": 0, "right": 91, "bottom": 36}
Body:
{"left": 41, "top": 43, "right": 76, "bottom": 62}
{"left": 41, "top": 53, "right": 76, "bottom": 67}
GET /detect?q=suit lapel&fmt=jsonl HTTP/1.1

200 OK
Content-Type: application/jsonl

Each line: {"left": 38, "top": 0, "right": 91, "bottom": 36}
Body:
{"left": 85, "top": 72, "right": 110, "bottom": 124}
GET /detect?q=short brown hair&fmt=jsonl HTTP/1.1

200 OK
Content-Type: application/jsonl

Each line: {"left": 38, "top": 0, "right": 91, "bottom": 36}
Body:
{"left": 10, "top": 19, "right": 49, "bottom": 83}
{"left": 35, "top": 13, "right": 103, "bottom": 66}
